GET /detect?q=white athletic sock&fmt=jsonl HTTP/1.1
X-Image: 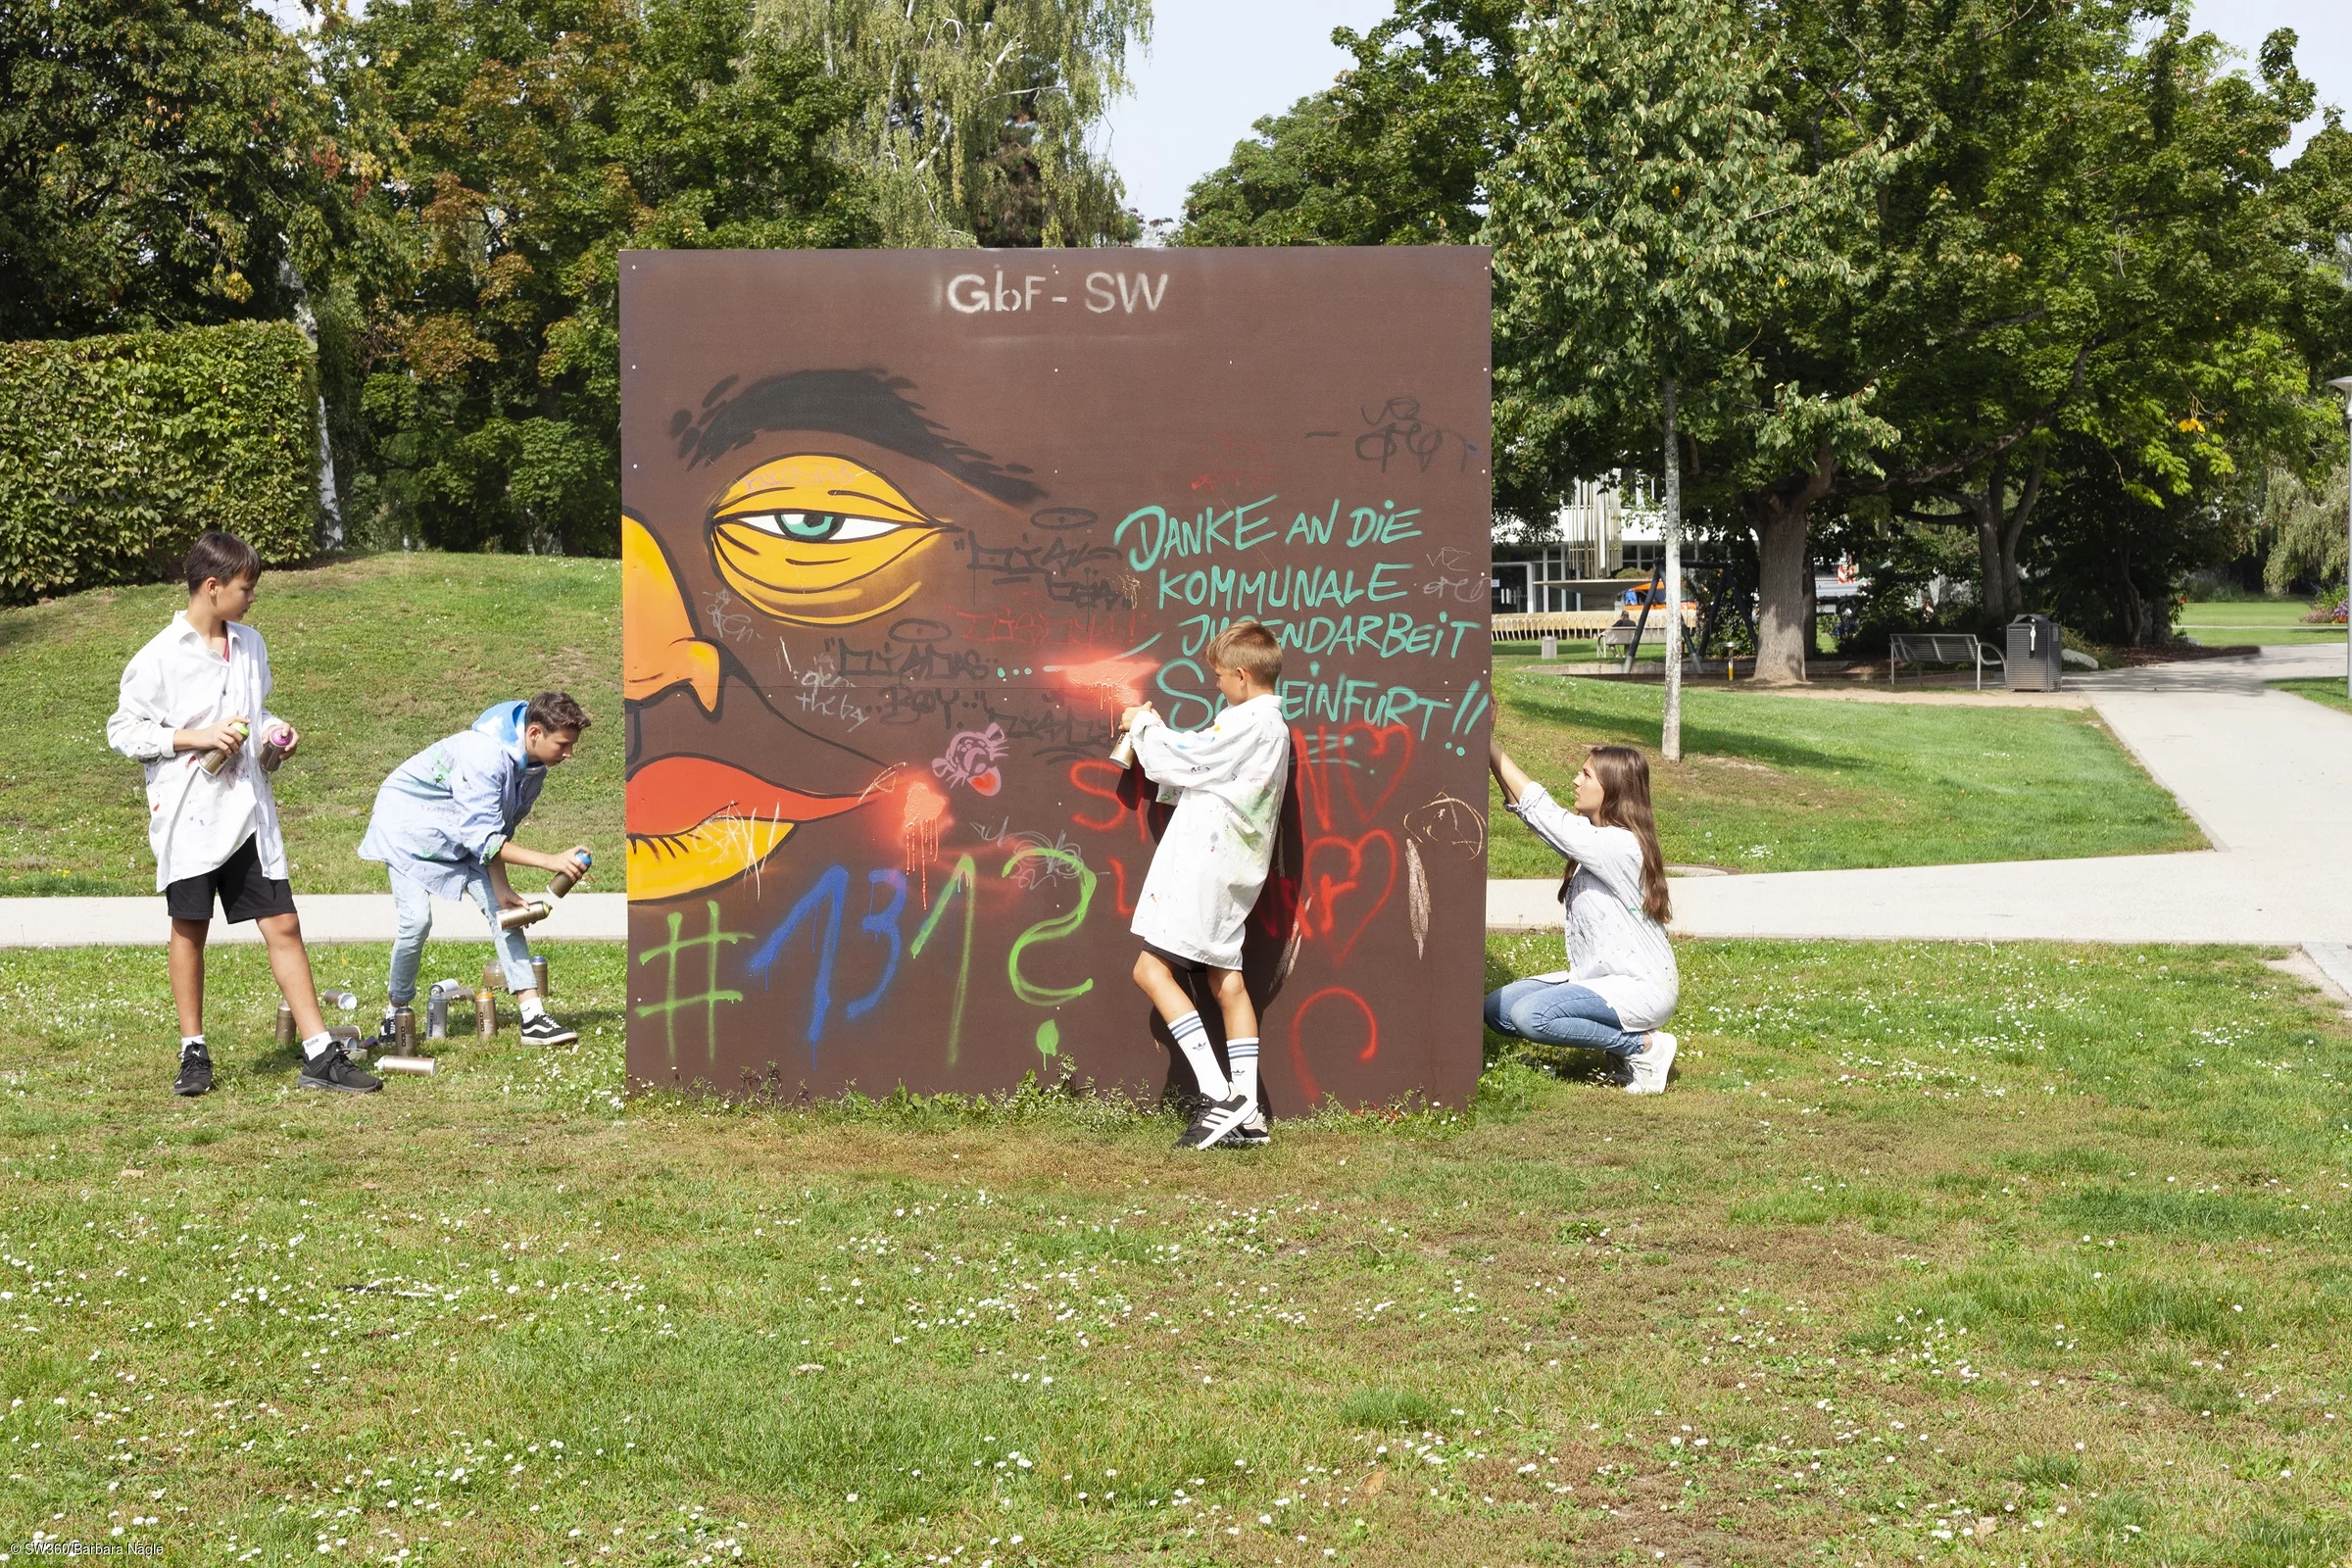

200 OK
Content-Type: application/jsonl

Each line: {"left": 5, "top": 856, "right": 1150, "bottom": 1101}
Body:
{"left": 301, "top": 1031, "right": 334, "bottom": 1061}
{"left": 180, "top": 1035, "right": 205, "bottom": 1054}
{"left": 520, "top": 997, "right": 548, "bottom": 1023}
{"left": 1166, "top": 1010, "right": 1231, "bottom": 1100}
{"left": 1227, "top": 1036, "right": 1260, "bottom": 1109}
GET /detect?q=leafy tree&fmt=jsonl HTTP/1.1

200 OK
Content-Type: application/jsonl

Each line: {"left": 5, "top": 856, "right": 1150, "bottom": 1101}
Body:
{"left": 1838, "top": 11, "right": 2339, "bottom": 639}
{"left": 1188, "top": 0, "right": 2352, "bottom": 669}
{"left": 1179, "top": 1, "right": 1517, "bottom": 249}
{"left": 2262, "top": 459, "right": 2350, "bottom": 597}
{"left": 0, "top": 0, "right": 349, "bottom": 338}
{"left": 1489, "top": 0, "right": 1888, "bottom": 737}
{"left": 321, "top": 0, "right": 878, "bottom": 555}
{"left": 760, "top": 0, "right": 1148, "bottom": 246}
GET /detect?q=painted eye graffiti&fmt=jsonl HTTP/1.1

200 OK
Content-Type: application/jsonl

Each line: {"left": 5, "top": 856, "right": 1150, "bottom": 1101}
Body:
{"left": 734, "top": 512, "right": 902, "bottom": 543}
{"left": 707, "top": 453, "right": 949, "bottom": 626}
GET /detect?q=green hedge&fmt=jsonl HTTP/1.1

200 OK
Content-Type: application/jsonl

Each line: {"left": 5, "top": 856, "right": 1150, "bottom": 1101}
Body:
{"left": 0, "top": 321, "right": 318, "bottom": 603}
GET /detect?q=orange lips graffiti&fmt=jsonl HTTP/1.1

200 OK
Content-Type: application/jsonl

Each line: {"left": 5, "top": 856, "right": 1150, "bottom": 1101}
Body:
{"left": 625, "top": 757, "right": 871, "bottom": 903}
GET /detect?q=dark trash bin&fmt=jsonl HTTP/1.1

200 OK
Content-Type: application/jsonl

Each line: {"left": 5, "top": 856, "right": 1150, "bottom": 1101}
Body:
{"left": 2007, "top": 614, "right": 2063, "bottom": 692}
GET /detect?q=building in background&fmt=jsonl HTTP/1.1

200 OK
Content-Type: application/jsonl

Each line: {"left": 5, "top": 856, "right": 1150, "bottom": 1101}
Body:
{"left": 1491, "top": 475, "right": 1662, "bottom": 613}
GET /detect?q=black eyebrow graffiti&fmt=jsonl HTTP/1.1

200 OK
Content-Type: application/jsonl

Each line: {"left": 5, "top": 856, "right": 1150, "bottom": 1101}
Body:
{"left": 670, "top": 368, "right": 1046, "bottom": 507}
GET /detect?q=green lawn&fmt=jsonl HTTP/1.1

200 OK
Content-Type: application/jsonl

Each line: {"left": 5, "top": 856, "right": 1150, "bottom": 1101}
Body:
{"left": 2178, "top": 600, "right": 2345, "bottom": 647}
{"left": 0, "top": 555, "right": 620, "bottom": 895}
{"left": 5, "top": 936, "right": 2350, "bottom": 1564}
{"left": 2271, "top": 677, "right": 2352, "bottom": 716}
{"left": 1488, "top": 672, "right": 2203, "bottom": 877}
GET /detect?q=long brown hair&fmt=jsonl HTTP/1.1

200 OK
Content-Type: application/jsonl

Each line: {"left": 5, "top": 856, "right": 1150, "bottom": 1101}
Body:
{"left": 1554, "top": 745, "right": 1673, "bottom": 924}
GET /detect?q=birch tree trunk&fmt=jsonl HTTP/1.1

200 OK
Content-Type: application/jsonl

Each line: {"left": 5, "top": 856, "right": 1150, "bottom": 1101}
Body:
{"left": 1661, "top": 375, "right": 1684, "bottom": 760}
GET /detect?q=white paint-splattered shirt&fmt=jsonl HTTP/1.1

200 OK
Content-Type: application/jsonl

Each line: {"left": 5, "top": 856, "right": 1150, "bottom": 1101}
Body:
{"left": 105, "top": 612, "right": 289, "bottom": 891}
{"left": 1507, "top": 782, "right": 1679, "bottom": 1031}
{"left": 1128, "top": 694, "right": 1291, "bottom": 969}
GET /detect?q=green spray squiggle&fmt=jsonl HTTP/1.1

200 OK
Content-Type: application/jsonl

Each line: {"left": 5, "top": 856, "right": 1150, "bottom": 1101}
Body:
{"left": 909, "top": 855, "right": 979, "bottom": 1066}
{"left": 1002, "top": 847, "right": 1097, "bottom": 1007}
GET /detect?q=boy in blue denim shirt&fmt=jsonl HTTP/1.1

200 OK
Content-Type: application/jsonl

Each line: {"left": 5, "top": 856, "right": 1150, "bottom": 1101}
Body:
{"left": 359, "top": 692, "right": 594, "bottom": 1046}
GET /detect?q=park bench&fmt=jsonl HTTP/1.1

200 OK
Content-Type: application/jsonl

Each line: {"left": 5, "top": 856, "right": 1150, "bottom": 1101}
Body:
{"left": 1492, "top": 611, "right": 1619, "bottom": 644}
{"left": 1887, "top": 631, "right": 2005, "bottom": 689}
{"left": 1597, "top": 621, "right": 1666, "bottom": 656}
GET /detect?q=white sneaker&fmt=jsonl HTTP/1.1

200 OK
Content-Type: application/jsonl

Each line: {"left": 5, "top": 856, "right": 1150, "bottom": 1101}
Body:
{"left": 1624, "top": 1032, "right": 1677, "bottom": 1095}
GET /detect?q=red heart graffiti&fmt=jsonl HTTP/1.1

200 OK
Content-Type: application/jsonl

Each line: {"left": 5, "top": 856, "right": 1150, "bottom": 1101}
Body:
{"left": 1338, "top": 722, "right": 1413, "bottom": 825}
{"left": 1301, "top": 829, "right": 1397, "bottom": 962}
{"left": 1285, "top": 985, "right": 1379, "bottom": 1108}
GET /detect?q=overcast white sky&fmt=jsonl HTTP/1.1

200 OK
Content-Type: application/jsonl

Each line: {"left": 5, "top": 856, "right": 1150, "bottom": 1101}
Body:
{"left": 1101, "top": 0, "right": 2351, "bottom": 228}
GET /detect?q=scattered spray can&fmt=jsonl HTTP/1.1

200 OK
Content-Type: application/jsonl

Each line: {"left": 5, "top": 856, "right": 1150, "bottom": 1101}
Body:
{"left": 375, "top": 1005, "right": 436, "bottom": 1076}
{"left": 474, "top": 983, "right": 497, "bottom": 1039}
{"left": 531, "top": 955, "right": 551, "bottom": 999}
{"left": 277, "top": 990, "right": 354, "bottom": 1047}
{"left": 197, "top": 720, "right": 250, "bottom": 776}
{"left": 424, "top": 980, "right": 463, "bottom": 1041}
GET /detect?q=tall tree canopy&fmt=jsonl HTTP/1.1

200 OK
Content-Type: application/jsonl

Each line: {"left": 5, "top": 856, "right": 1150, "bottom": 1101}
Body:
{"left": 1183, "top": 0, "right": 2352, "bottom": 666}
{"left": 320, "top": 0, "right": 879, "bottom": 555}
{"left": 0, "top": 0, "right": 349, "bottom": 339}
{"left": 1490, "top": 0, "right": 1893, "bottom": 702}
{"left": 760, "top": 0, "right": 1149, "bottom": 246}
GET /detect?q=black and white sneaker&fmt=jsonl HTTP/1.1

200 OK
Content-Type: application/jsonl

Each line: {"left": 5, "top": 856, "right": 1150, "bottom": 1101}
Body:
{"left": 517, "top": 1012, "right": 578, "bottom": 1047}
{"left": 173, "top": 1045, "right": 214, "bottom": 1098}
{"left": 1177, "top": 1094, "right": 1253, "bottom": 1150}
{"left": 1220, "top": 1111, "right": 1270, "bottom": 1148}
{"left": 298, "top": 1045, "right": 382, "bottom": 1094}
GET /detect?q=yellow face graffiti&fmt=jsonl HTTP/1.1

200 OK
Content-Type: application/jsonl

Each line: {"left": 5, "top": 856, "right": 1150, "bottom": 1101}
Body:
{"left": 707, "top": 453, "right": 947, "bottom": 626}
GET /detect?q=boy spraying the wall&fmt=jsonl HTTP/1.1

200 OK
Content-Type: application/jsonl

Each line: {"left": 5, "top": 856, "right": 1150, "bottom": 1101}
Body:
{"left": 359, "top": 694, "right": 594, "bottom": 1048}
{"left": 1118, "top": 621, "right": 1291, "bottom": 1150}
{"left": 108, "top": 531, "right": 377, "bottom": 1096}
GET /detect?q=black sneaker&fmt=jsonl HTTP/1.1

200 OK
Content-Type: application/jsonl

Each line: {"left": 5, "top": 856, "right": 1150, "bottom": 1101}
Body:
{"left": 173, "top": 1045, "right": 213, "bottom": 1098}
{"left": 1177, "top": 1094, "right": 1253, "bottom": 1150}
{"left": 1220, "top": 1111, "right": 1270, "bottom": 1148}
{"left": 298, "top": 1045, "right": 382, "bottom": 1094}
{"left": 517, "top": 1012, "right": 578, "bottom": 1047}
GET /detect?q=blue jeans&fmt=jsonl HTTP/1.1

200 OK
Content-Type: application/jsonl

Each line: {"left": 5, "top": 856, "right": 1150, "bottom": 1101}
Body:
{"left": 388, "top": 868, "right": 535, "bottom": 1005}
{"left": 1485, "top": 979, "right": 1646, "bottom": 1057}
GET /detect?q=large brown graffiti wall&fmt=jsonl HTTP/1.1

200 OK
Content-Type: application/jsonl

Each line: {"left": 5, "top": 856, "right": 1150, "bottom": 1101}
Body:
{"left": 620, "top": 248, "right": 1494, "bottom": 1107}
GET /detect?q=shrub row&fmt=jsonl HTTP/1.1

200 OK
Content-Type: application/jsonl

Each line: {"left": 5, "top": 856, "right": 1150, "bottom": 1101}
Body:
{"left": 0, "top": 321, "right": 318, "bottom": 603}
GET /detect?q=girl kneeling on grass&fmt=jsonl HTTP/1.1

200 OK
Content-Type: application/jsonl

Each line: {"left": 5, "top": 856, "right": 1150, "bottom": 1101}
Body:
{"left": 1485, "top": 738, "right": 1680, "bottom": 1094}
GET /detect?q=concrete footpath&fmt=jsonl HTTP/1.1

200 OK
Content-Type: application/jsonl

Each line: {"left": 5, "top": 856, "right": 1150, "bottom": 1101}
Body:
{"left": 1491, "top": 645, "right": 2352, "bottom": 946}
{"left": 0, "top": 892, "right": 627, "bottom": 948}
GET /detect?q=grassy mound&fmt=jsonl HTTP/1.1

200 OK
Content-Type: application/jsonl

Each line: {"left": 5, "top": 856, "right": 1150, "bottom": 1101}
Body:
{"left": 0, "top": 554, "right": 619, "bottom": 895}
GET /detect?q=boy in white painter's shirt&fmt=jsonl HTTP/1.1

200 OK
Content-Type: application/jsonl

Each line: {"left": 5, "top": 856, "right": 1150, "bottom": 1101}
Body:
{"left": 1117, "top": 620, "right": 1291, "bottom": 1151}
{"left": 106, "top": 532, "right": 379, "bottom": 1098}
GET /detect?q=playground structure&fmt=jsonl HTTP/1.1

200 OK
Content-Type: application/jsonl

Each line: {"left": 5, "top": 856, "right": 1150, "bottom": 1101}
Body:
{"left": 1491, "top": 561, "right": 1754, "bottom": 672}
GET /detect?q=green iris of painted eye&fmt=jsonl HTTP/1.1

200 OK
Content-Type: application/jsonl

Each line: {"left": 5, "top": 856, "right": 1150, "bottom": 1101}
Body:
{"left": 780, "top": 513, "right": 844, "bottom": 540}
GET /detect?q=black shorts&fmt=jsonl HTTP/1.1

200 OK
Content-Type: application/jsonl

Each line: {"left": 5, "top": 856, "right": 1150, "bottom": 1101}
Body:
{"left": 1141, "top": 941, "right": 1210, "bottom": 976}
{"left": 165, "top": 835, "right": 297, "bottom": 924}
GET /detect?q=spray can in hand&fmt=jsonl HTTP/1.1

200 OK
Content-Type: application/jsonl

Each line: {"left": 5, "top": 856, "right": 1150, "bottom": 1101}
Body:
{"left": 198, "top": 720, "right": 250, "bottom": 776}
{"left": 257, "top": 723, "right": 296, "bottom": 773}
{"left": 497, "top": 849, "right": 592, "bottom": 930}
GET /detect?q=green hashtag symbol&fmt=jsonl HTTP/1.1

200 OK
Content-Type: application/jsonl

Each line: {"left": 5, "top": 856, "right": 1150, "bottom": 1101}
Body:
{"left": 635, "top": 900, "right": 748, "bottom": 1070}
